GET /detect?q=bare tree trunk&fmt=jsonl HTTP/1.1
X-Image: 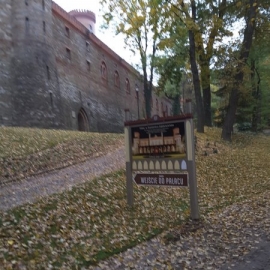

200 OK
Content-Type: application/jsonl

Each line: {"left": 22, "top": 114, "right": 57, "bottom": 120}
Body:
{"left": 189, "top": 1, "right": 204, "bottom": 132}
{"left": 250, "top": 58, "right": 261, "bottom": 132}
{"left": 221, "top": 0, "right": 258, "bottom": 141}
{"left": 201, "top": 64, "right": 212, "bottom": 126}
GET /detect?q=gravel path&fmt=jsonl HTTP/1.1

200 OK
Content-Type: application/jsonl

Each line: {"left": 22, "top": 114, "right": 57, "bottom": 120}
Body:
{"left": 0, "top": 146, "right": 125, "bottom": 212}
{"left": 0, "top": 146, "right": 269, "bottom": 269}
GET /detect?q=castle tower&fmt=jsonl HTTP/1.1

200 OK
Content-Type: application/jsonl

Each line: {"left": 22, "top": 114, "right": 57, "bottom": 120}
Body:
{"left": 9, "top": 0, "right": 64, "bottom": 128}
{"left": 69, "top": 9, "right": 96, "bottom": 34}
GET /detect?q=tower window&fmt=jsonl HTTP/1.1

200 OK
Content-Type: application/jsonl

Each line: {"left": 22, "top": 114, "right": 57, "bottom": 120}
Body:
{"left": 66, "top": 48, "right": 71, "bottom": 60}
{"left": 86, "top": 41, "right": 90, "bottom": 52}
{"left": 43, "top": 21, "right": 46, "bottom": 33}
{"left": 50, "top": 92, "right": 53, "bottom": 107}
{"left": 100, "top": 61, "right": 107, "bottom": 80}
{"left": 86, "top": 60, "right": 91, "bottom": 71}
{"left": 42, "top": 0, "right": 45, "bottom": 10}
{"left": 125, "top": 78, "right": 130, "bottom": 94}
{"left": 65, "top": 26, "right": 70, "bottom": 38}
{"left": 114, "top": 71, "right": 120, "bottom": 87}
{"left": 46, "top": 65, "right": 50, "bottom": 80}
{"left": 25, "top": 0, "right": 28, "bottom": 6}
{"left": 25, "top": 17, "right": 29, "bottom": 31}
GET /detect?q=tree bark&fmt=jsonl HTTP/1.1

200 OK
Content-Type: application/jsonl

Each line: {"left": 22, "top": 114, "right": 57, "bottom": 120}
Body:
{"left": 221, "top": 0, "right": 258, "bottom": 141}
{"left": 201, "top": 64, "right": 212, "bottom": 126}
{"left": 189, "top": 28, "right": 204, "bottom": 132}
{"left": 189, "top": 1, "right": 204, "bottom": 132}
{"left": 250, "top": 59, "right": 261, "bottom": 132}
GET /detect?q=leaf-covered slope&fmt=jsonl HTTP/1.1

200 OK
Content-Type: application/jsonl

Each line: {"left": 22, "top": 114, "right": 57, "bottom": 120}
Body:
{"left": 0, "top": 127, "right": 270, "bottom": 268}
{"left": 0, "top": 127, "right": 124, "bottom": 184}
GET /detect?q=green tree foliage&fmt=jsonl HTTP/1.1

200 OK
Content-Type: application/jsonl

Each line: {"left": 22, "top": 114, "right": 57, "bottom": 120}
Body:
{"left": 221, "top": 0, "right": 259, "bottom": 141}
{"left": 155, "top": 21, "right": 189, "bottom": 116}
{"left": 249, "top": 9, "right": 270, "bottom": 131}
{"left": 168, "top": 0, "right": 230, "bottom": 128}
{"left": 100, "top": 0, "right": 173, "bottom": 118}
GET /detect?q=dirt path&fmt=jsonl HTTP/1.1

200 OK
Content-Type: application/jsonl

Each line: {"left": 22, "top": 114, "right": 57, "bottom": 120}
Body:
{"left": 0, "top": 146, "right": 125, "bottom": 212}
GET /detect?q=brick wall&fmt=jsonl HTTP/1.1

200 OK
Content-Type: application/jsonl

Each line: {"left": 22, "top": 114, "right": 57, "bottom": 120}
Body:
{"left": 0, "top": 0, "right": 13, "bottom": 126}
{"left": 0, "top": 0, "right": 172, "bottom": 132}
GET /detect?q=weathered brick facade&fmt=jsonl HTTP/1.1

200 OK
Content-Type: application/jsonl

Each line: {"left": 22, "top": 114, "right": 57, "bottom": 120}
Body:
{"left": 0, "top": 0, "right": 172, "bottom": 133}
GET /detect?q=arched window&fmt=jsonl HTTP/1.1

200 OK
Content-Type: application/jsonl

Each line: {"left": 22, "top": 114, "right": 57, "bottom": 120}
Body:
{"left": 101, "top": 61, "right": 107, "bottom": 80}
{"left": 114, "top": 71, "right": 120, "bottom": 87}
{"left": 125, "top": 78, "right": 130, "bottom": 94}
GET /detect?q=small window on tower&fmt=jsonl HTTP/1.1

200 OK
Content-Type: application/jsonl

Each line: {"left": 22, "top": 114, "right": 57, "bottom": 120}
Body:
{"left": 86, "top": 41, "right": 90, "bottom": 52}
{"left": 50, "top": 92, "right": 53, "bottom": 107}
{"left": 125, "top": 78, "right": 130, "bottom": 94}
{"left": 25, "top": 0, "right": 28, "bottom": 6}
{"left": 25, "top": 17, "right": 29, "bottom": 32}
{"left": 42, "top": 0, "right": 45, "bottom": 10}
{"left": 101, "top": 61, "right": 107, "bottom": 80}
{"left": 46, "top": 65, "right": 50, "bottom": 80}
{"left": 114, "top": 71, "right": 120, "bottom": 87}
{"left": 43, "top": 21, "right": 46, "bottom": 33}
{"left": 66, "top": 48, "right": 71, "bottom": 60}
{"left": 86, "top": 60, "right": 91, "bottom": 71}
{"left": 65, "top": 26, "right": 70, "bottom": 38}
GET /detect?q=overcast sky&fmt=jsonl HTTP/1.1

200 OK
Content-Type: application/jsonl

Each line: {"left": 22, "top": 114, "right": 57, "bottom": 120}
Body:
{"left": 53, "top": 0, "right": 134, "bottom": 63}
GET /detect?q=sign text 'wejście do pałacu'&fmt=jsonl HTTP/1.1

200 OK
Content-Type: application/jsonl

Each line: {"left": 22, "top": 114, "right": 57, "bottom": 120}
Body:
{"left": 134, "top": 173, "right": 188, "bottom": 187}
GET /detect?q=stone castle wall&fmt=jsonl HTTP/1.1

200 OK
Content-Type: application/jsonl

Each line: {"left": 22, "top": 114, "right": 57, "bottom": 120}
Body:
{"left": 0, "top": 0, "right": 172, "bottom": 133}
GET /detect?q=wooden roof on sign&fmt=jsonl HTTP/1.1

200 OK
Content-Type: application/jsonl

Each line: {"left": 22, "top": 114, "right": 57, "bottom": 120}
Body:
{"left": 124, "top": 114, "right": 193, "bottom": 127}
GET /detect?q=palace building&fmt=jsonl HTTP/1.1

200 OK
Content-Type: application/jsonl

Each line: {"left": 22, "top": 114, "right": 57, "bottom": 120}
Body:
{"left": 0, "top": 0, "right": 172, "bottom": 132}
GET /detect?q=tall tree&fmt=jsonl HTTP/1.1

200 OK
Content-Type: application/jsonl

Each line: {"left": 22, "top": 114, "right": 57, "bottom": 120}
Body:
{"left": 221, "top": 0, "right": 258, "bottom": 141}
{"left": 170, "top": 0, "right": 229, "bottom": 128}
{"left": 188, "top": 3, "right": 205, "bottom": 132}
{"left": 155, "top": 20, "right": 189, "bottom": 116}
{"left": 100, "top": 0, "right": 171, "bottom": 118}
{"left": 249, "top": 8, "right": 270, "bottom": 131}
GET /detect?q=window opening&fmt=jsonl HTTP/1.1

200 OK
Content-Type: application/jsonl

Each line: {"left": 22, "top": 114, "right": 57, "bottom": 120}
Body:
{"left": 86, "top": 41, "right": 90, "bottom": 52}
{"left": 65, "top": 26, "right": 70, "bottom": 38}
{"left": 125, "top": 78, "right": 130, "bottom": 94}
{"left": 86, "top": 60, "right": 91, "bottom": 71}
{"left": 25, "top": 17, "right": 29, "bottom": 32}
{"left": 50, "top": 92, "right": 53, "bottom": 107}
{"left": 101, "top": 61, "right": 107, "bottom": 80}
{"left": 66, "top": 48, "right": 71, "bottom": 60}
{"left": 46, "top": 65, "right": 50, "bottom": 80}
{"left": 43, "top": 21, "right": 46, "bottom": 33}
{"left": 114, "top": 71, "right": 120, "bottom": 87}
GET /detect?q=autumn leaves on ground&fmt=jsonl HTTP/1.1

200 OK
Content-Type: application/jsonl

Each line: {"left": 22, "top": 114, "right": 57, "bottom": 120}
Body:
{"left": 0, "top": 127, "right": 270, "bottom": 268}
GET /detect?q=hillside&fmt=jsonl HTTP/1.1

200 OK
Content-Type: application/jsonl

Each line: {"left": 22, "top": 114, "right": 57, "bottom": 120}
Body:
{"left": 0, "top": 127, "right": 270, "bottom": 268}
{"left": 0, "top": 127, "right": 124, "bottom": 185}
